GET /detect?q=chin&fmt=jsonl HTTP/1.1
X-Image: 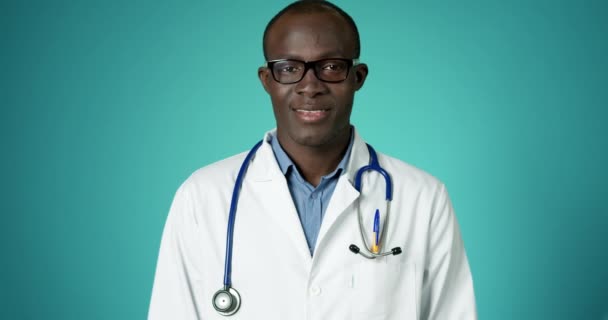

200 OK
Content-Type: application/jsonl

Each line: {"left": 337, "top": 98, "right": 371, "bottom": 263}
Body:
{"left": 293, "top": 136, "right": 326, "bottom": 147}
{"left": 289, "top": 129, "right": 338, "bottom": 148}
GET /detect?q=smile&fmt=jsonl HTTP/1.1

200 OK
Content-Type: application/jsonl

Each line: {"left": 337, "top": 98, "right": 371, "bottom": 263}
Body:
{"left": 293, "top": 108, "right": 331, "bottom": 122}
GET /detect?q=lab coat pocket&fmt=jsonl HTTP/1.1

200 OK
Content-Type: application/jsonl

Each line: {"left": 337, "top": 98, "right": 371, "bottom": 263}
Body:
{"left": 348, "top": 259, "right": 416, "bottom": 320}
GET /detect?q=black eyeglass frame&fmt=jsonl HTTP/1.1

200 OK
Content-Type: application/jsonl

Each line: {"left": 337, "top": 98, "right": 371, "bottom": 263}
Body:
{"left": 265, "top": 58, "right": 361, "bottom": 84}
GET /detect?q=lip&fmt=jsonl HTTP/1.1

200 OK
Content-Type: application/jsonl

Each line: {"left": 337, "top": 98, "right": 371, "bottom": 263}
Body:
{"left": 292, "top": 106, "right": 331, "bottom": 123}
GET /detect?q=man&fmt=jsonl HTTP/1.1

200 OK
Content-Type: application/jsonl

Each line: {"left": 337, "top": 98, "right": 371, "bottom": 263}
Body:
{"left": 149, "top": 1, "right": 477, "bottom": 319}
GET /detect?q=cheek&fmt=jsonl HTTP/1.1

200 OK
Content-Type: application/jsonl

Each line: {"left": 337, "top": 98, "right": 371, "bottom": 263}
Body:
{"left": 331, "top": 87, "right": 356, "bottom": 110}
{"left": 269, "top": 85, "right": 293, "bottom": 107}
{"left": 269, "top": 86, "right": 294, "bottom": 121}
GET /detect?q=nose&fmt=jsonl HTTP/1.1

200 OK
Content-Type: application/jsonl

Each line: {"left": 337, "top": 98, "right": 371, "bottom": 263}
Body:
{"left": 295, "top": 67, "right": 328, "bottom": 97}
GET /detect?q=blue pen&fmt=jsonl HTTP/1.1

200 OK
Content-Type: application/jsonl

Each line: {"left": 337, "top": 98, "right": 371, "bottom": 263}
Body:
{"left": 372, "top": 209, "right": 380, "bottom": 253}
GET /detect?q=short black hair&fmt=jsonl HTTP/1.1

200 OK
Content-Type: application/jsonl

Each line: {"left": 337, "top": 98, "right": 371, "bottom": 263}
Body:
{"left": 262, "top": 0, "right": 361, "bottom": 60}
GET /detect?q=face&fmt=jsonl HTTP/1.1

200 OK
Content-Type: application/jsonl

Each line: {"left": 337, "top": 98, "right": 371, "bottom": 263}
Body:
{"left": 259, "top": 11, "right": 368, "bottom": 150}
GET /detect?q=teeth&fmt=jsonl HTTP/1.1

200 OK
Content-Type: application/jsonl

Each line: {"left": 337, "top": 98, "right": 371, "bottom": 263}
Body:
{"left": 296, "top": 109, "right": 327, "bottom": 113}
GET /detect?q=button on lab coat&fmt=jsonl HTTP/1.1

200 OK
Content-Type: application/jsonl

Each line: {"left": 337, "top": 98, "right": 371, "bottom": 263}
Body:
{"left": 149, "top": 129, "right": 477, "bottom": 319}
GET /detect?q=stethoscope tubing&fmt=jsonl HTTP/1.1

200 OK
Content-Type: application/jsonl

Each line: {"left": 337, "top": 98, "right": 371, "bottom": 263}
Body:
{"left": 351, "top": 144, "right": 399, "bottom": 259}
{"left": 354, "top": 144, "right": 392, "bottom": 201}
{"left": 223, "top": 140, "right": 263, "bottom": 288}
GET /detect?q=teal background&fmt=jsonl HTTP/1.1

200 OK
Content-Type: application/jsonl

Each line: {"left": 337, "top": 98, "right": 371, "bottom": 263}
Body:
{"left": 2, "top": 0, "right": 607, "bottom": 319}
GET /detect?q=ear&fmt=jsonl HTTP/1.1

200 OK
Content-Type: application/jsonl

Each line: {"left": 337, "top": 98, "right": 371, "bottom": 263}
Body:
{"left": 353, "top": 63, "right": 368, "bottom": 91}
{"left": 258, "top": 66, "right": 272, "bottom": 93}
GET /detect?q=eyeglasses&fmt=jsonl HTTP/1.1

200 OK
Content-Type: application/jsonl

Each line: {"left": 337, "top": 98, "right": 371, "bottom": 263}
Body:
{"left": 266, "top": 58, "right": 359, "bottom": 84}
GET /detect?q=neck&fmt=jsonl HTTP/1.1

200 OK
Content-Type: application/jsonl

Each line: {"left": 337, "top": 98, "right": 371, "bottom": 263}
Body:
{"left": 277, "top": 128, "right": 351, "bottom": 187}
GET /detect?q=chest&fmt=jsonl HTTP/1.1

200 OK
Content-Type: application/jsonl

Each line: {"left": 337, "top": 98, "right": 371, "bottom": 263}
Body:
{"left": 191, "top": 178, "right": 431, "bottom": 319}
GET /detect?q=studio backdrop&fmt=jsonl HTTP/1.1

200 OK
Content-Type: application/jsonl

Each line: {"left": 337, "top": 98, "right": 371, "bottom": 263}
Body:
{"left": 1, "top": 1, "right": 607, "bottom": 319}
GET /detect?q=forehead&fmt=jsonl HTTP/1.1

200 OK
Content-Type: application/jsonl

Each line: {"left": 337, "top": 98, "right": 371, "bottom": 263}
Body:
{"left": 265, "top": 11, "right": 357, "bottom": 61}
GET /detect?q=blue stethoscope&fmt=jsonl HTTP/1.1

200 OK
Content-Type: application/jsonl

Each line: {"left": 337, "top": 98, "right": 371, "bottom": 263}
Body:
{"left": 212, "top": 140, "right": 402, "bottom": 316}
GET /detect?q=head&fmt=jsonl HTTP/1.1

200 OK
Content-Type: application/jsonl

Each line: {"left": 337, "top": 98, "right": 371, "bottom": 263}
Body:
{"left": 258, "top": 0, "right": 368, "bottom": 150}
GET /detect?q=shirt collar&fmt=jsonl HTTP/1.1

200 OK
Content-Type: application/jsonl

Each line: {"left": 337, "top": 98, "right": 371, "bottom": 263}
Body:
{"left": 269, "top": 129, "right": 354, "bottom": 179}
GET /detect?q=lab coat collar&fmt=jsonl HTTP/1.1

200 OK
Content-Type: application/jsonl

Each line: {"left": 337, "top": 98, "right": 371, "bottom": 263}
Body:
{"left": 317, "top": 128, "right": 369, "bottom": 253}
{"left": 248, "top": 128, "right": 370, "bottom": 184}
{"left": 247, "top": 128, "right": 370, "bottom": 257}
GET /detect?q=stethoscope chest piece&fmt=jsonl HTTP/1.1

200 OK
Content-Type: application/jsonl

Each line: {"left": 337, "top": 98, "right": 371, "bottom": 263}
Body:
{"left": 212, "top": 287, "right": 241, "bottom": 316}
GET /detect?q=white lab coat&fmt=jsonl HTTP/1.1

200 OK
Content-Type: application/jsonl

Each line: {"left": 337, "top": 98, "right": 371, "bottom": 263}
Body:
{"left": 149, "top": 129, "right": 477, "bottom": 320}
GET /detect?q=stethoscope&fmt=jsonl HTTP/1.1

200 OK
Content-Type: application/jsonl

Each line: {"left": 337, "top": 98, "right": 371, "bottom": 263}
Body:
{"left": 212, "top": 140, "right": 402, "bottom": 316}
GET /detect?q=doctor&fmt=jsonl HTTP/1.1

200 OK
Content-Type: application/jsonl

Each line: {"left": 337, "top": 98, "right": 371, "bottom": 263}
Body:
{"left": 149, "top": 1, "right": 477, "bottom": 319}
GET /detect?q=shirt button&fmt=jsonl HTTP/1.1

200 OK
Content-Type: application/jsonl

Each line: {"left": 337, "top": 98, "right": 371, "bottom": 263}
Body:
{"left": 310, "top": 285, "right": 322, "bottom": 296}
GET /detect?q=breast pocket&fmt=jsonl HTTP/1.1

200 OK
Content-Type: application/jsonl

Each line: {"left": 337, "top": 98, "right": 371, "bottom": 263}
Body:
{"left": 347, "top": 259, "right": 417, "bottom": 320}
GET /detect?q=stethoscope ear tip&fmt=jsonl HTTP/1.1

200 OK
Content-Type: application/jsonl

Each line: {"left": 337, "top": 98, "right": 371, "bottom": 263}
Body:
{"left": 349, "top": 244, "right": 403, "bottom": 258}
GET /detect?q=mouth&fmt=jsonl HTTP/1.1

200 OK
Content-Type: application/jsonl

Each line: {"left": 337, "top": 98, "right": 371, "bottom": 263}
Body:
{"left": 292, "top": 107, "right": 331, "bottom": 123}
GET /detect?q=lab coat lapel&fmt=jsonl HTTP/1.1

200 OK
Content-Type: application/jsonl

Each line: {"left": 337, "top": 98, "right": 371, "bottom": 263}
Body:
{"left": 248, "top": 132, "right": 313, "bottom": 262}
{"left": 315, "top": 130, "right": 370, "bottom": 252}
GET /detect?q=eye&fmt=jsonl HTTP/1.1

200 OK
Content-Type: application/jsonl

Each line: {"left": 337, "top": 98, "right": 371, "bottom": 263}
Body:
{"left": 281, "top": 66, "right": 300, "bottom": 73}
{"left": 320, "top": 61, "right": 346, "bottom": 72}
{"left": 274, "top": 61, "right": 302, "bottom": 74}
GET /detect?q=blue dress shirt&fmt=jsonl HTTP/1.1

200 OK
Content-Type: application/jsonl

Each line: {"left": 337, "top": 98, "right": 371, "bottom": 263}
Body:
{"left": 269, "top": 131, "right": 354, "bottom": 255}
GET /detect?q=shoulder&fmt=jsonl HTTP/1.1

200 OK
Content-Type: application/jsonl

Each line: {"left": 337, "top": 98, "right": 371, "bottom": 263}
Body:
{"left": 375, "top": 151, "right": 454, "bottom": 226}
{"left": 352, "top": 128, "right": 443, "bottom": 193}
{"left": 179, "top": 151, "right": 248, "bottom": 193}
{"left": 377, "top": 151, "right": 444, "bottom": 192}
